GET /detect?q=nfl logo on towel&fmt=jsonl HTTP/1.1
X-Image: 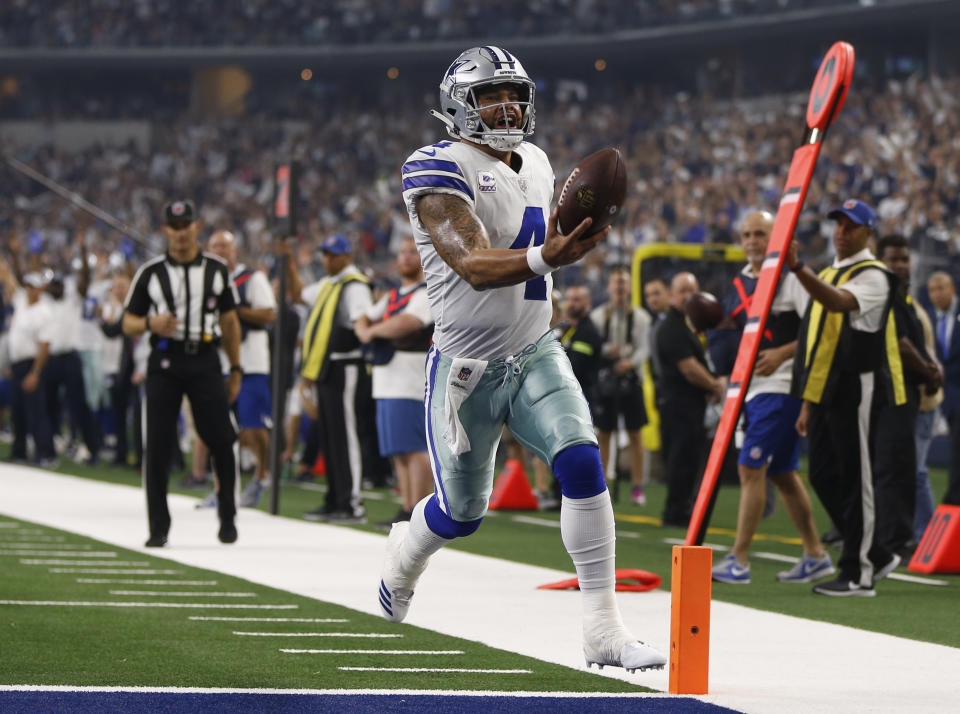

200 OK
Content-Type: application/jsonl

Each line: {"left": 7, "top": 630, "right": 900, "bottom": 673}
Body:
{"left": 458, "top": 367, "right": 473, "bottom": 381}
{"left": 477, "top": 170, "right": 497, "bottom": 193}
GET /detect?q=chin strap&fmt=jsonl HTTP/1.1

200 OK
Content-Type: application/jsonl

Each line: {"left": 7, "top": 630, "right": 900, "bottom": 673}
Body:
{"left": 429, "top": 109, "right": 459, "bottom": 138}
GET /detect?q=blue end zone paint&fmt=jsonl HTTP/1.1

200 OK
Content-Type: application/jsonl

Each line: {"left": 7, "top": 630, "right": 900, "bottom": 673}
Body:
{"left": 0, "top": 692, "right": 741, "bottom": 713}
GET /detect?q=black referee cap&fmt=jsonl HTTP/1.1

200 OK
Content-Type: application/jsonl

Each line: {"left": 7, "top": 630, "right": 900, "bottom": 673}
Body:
{"left": 164, "top": 200, "right": 197, "bottom": 227}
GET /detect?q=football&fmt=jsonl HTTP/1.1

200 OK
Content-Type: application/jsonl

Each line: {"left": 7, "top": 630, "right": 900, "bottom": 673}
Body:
{"left": 684, "top": 291, "right": 724, "bottom": 332}
{"left": 556, "top": 147, "right": 627, "bottom": 238}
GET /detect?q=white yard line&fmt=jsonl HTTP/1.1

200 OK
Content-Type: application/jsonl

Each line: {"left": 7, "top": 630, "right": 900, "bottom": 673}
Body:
{"left": 0, "top": 600, "right": 296, "bottom": 609}
{"left": 191, "top": 617, "right": 347, "bottom": 623}
{"left": 108, "top": 590, "right": 255, "bottom": 597}
{"left": 20, "top": 559, "right": 146, "bottom": 566}
{"left": 0, "top": 466, "right": 957, "bottom": 713}
{"left": 282, "top": 649, "right": 462, "bottom": 655}
{"left": 0, "top": 685, "right": 689, "bottom": 698}
{"left": 233, "top": 632, "right": 402, "bottom": 638}
{"left": 50, "top": 568, "right": 182, "bottom": 575}
{"left": 338, "top": 667, "right": 531, "bottom": 674}
{"left": 78, "top": 579, "right": 217, "bottom": 585}
{"left": 0, "top": 550, "right": 115, "bottom": 557}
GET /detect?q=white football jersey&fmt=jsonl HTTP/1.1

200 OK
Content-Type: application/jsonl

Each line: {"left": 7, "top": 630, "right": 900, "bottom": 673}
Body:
{"left": 402, "top": 139, "right": 555, "bottom": 361}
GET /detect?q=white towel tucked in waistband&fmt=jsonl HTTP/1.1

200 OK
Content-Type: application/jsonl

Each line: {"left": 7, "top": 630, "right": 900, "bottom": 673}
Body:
{"left": 442, "top": 357, "right": 487, "bottom": 456}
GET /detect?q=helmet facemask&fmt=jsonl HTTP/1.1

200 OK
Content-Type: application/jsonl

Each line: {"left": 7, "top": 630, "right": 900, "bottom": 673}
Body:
{"left": 433, "top": 46, "right": 537, "bottom": 152}
{"left": 461, "top": 81, "right": 535, "bottom": 151}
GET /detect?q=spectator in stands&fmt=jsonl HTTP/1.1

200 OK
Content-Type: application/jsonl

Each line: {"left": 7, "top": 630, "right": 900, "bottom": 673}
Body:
{"left": 355, "top": 236, "right": 434, "bottom": 526}
{"left": 927, "top": 271, "right": 960, "bottom": 506}
{"left": 6, "top": 272, "right": 57, "bottom": 466}
{"left": 653, "top": 271, "right": 724, "bottom": 527}
{"left": 591, "top": 266, "right": 651, "bottom": 505}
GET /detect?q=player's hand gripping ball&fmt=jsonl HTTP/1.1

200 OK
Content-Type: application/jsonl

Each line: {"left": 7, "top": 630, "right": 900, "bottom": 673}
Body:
{"left": 684, "top": 292, "right": 724, "bottom": 332}
{"left": 557, "top": 148, "right": 627, "bottom": 239}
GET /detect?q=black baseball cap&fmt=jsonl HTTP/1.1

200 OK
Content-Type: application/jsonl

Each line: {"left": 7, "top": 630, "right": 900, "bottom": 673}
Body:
{"left": 164, "top": 200, "right": 197, "bottom": 227}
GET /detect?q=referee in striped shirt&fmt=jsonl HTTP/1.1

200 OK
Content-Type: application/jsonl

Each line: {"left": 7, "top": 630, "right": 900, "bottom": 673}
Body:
{"left": 123, "top": 200, "right": 243, "bottom": 547}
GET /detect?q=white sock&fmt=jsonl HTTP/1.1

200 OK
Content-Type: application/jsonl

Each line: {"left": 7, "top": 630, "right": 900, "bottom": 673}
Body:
{"left": 560, "top": 491, "right": 624, "bottom": 625}
{"left": 400, "top": 496, "right": 451, "bottom": 575}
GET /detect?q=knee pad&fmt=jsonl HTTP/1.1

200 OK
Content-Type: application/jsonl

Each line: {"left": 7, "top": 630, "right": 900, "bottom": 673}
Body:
{"left": 424, "top": 495, "right": 483, "bottom": 539}
{"left": 553, "top": 443, "right": 606, "bottom": 499}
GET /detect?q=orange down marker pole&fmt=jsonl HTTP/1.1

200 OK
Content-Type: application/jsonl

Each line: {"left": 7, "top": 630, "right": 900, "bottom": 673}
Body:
{"left": 669, "top": 545, "right": 711, "bottom": 694}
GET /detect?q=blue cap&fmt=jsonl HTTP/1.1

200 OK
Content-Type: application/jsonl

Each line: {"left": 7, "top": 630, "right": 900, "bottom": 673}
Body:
{"left": 320, "top": 233, "right": 352, "bottom": 255}
{"left": 828, "top": 199, "right": 876, "bottom": 230}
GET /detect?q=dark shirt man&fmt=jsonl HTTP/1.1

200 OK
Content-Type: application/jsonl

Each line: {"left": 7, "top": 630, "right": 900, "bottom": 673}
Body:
{"left": 653, "top": 271, "right": 724, "bottom": 527}
{"left": 556, "top": 285, "right": 603, "bottom": 399}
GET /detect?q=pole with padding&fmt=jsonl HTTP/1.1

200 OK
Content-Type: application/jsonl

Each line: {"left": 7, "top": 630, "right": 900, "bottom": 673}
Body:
{"left": 669, "top": 545, "right": 711, "bottom": 694}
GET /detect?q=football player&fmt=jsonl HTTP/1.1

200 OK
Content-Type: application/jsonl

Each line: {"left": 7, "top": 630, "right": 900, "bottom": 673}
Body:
{"left": 378, "top": 45, "right": 666, "bottom": 673}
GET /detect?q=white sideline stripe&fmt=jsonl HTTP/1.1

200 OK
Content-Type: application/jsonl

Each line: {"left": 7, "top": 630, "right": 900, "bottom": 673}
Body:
{"left": 282, "top": 649, "right": 464, "bottom": 655}
{"left": 0, "top": 542, "right": 85, "bottom": 548}
{"left": 0, "top": 550, "right": 116, "bottom": 557}
{"left": 79, "top": 579, "right": 217, "bottom": 585}
{"left": 616, "top": 530, "right": 641, "bottom": 539}
{"left": 0, "top": 523, "right": 19, "bottom": 527}
{"left": 108, "top": 590, "right": 254, "bottom": 597}
{"left": 21, "top": 559, "right": 146, "bottom": 566}
{"left": 191, "top": 617, "right": 347, "bottom": 623}
{"left": 752, "top": 552, "right": 948, "bottom": 586}
{"left": 50, "top": 568, "right": 181, "bottom": 574}
{"left": 753, "top": 551, "right": 798, "bottom": 564}
{"left": 234, "top": 631, "right": 402, "bottom": 638}
{"left": 0, "top": 600, "right": 297, "bottom": 609}
{"left": 886, "top": 572, "right": 948, "bottom": 586}
{"left": 511, "top": 516, "right": 561, "bottom": 529}
{"left": 0, "top": 685, "right": 684, "bottom": 698}
{"left": 338, "top": 667, "right": 531, "bottom": 674}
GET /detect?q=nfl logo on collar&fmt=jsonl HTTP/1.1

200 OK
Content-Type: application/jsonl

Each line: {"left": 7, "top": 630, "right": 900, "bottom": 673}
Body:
{"left": 171, "top": 202, "right": 186, "bottom": 216}
{"left": 458, "top": 367, "right": 473, "bottom": 381}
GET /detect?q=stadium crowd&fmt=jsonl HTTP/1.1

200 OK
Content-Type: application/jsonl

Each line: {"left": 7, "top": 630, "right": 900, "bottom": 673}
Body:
{"left": 4, "top": 73, "right": 960, "bottom": 303}
{"left": 0, "top": 0, "right": 858, "bottom": 48}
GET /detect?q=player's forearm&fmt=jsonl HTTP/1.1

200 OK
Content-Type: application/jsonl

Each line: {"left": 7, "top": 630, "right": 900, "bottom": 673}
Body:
{"left": 453, "top": 248, "right": 540, "bottom": 290}
{"left": 419, "top": 193, "right": 539, "bottom": 290}
{"left": 220, "top": 311, "right": 241, "bottom": 367}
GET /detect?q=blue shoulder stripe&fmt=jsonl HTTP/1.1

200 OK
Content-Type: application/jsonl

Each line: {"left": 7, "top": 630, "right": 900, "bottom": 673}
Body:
{"left": 402, "top": 159, "right": 463, "bottom": 176}
{"left": 401, "top": 175, "right": 474, "bottom": 200}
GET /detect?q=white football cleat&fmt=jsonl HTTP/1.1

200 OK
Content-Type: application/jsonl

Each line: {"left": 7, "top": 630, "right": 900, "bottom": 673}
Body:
{"left": 378, "top": 521, "right": 423, "bottom": 623}
{"left": 583, "top": 624, "right": 667, "bottom": 673}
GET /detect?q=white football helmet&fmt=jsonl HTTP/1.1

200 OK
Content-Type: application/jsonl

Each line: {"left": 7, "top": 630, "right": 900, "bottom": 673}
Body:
{"left": 431, "top": 46, "right": 536, "bottom": 152}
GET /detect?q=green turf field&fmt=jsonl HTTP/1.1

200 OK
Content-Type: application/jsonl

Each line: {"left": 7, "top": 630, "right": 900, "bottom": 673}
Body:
{"left": 3, "top": 443, "right": 957, "bottom": 661}
{"left": 0, "top": 513, "right": 645, "bottom": 691}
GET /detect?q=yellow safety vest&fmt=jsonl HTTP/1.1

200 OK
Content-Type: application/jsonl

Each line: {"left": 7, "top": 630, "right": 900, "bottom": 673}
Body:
{"left": 797, "top": 259, "right": 905, "bottom": 406}
{"left": 300, "top": 273, "right": 370, "bottom": 381}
